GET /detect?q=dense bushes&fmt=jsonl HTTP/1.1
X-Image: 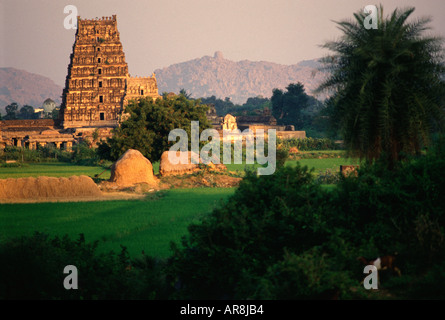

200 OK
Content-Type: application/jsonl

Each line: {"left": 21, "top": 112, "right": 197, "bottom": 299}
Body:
{"left": 0, "top": 143, "right": 111, "bottom": 167}
{"left": 168, "top": 164, "right": 355, "bottom": 299}
{"left": 1, "top": 142, "right": 444, "bottom": 299}
{"left": 0, "top": 233, "right": 125, "bottom": 299}
{"left": 169, "top": 143, "right": 445, "bottom": 299}
{"left": 279, "top": 137, "right": 342, "bottom": 151}
{"left": 331, "top": 153, "right": 445, "bottom": 270}
{"left": 316, "top": 169, "right": 341, "bottom": 184}
{"left": 0, "top": 145, "right": 70, "bottom": 163}
{"left": 0, "top": 232, "right": 169, "bottom": 300}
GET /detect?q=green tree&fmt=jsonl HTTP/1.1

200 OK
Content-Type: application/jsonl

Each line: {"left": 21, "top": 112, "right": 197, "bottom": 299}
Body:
{"left": 317, "top": 5, "right": 445, "bottom": 166}
{"left": 271, "top": 82, "right": 310, "bottom": 129}
{"left": 179, "top": 88, "right": 192, "bottom": 99}
{"left": 200, "top": 95, "right": 235, "bottom": 116}
{"left": 19, "top": 105, "right": 35, "bottom": 119}
{"left": 244, "top": 96, "right": 269, "bottom": 109}
{"left": 51, "top": 107, "right": 59, "bottom": 120}
{"left": 101, "top": 95, "right": 211, "bottom": 161}
{"left": 4, "top": 102, "right": 19, "bottom": 120}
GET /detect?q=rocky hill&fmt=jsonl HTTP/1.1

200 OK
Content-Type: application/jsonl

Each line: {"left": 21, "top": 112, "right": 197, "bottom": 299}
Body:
{"left": 0, "top": 53, "right": 329, "bottom": 116}
{"left": 0, "top": 68, "right": 63, "bottom": 114}
{"left": 155, "top": 52, "right": 328, "bottom": 104}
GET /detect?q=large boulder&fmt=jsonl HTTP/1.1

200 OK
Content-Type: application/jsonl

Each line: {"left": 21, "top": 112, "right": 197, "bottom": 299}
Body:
{"left": 109, "top": 149, "right": 157, "bottom": 187}
{"left": 159, "top": 151, "right": 226, "bottom": 176}
{"left": 159, "top": 151, "right": 200, "bottom": 177}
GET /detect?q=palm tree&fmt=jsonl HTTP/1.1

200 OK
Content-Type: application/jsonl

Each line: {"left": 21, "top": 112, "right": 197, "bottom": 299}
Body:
{"left": 317, "top": 5, "right": 445, "bottom": 167}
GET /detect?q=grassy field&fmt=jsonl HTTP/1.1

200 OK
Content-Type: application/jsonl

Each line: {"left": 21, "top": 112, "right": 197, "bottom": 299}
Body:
{"left": 0, "top": 163, "right": 112, "bottom": 180}
{"left": 0, "top": 188, "right": 234, "bottom": 259}
{"left": 0, "top": 156, "right": 359, "bottom": 179}
{"left": 224, "top": 152, "right": 359, "bottom": 174}
{"left": 0, "top": 162, "right": 162, "bottom": 180}
{"left": 286, "top": 157, "right": 359, "bottom": 173}
{"left": 0, "top": 155, "right": 358, "bottom": 259}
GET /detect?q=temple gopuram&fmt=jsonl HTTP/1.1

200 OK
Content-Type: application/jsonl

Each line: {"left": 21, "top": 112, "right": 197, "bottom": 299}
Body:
{"left": 60, "top": 15, "right": 160, "bottom": 128}
{"left": 0, "top": 15, "right": 160, "bottom": 149}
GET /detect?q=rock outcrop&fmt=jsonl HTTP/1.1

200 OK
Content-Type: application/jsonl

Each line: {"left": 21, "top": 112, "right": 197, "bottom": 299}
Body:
{"left": 159, "top": 151, "right": 226, "bottom": 176}
{"left": 155, "top": 52, "right": 328, "bottom": 104}
{"left": 0, "top": 68, "right": 62, "bottom": 114}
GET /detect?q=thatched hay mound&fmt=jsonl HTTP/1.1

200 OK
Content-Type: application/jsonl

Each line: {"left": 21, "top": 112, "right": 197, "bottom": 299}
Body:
{"left": 109, "top": 149, "right": 157, "bottom": 187}
{"left": 159, "top": 151, "right": 226, "bottom": 176}
{"left": 0, "top": 175, "right": 102, "bottom": 200}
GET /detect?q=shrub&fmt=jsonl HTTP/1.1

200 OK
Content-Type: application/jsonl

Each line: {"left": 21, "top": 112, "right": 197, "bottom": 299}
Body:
{"left": 169, "top": 165, "right": 335, "bottom": 299}
{"left": 279, "top": 137, "right": 342, "bottom": 151}
{"left": 70, "top": 142, "right": 99, "bottom": 165}
{"left": 0, "top": 162, "right": 27, "bottom": 168}
{"left": 252, "top": 248, "right": 356, "bottom": 300}
{"left": 275, "top": 147, "right": 289, "bottom": 168}
{"left": 169, "top": 138, "right": 445, "bottom": 299}
{"left": 0, "top": 233, "right": 124, "bottom": 299}
{"left": 0, "top": 145, "right": 72, "bottom": 163}
{"left": 0, "top": 232, "right": 170, "bottom": 300}
{"left": 316, "top": 169, "right": 341, "bottom": 184}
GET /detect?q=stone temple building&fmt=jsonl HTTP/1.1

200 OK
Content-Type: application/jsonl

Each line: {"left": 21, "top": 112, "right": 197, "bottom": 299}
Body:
{"left": 212, "top": 108, "right": 306, "bottom": 140}
{"left": 0, "top": 15, "right": 160, "bottom": 149}
{"left": 60, "top": 15, "right": 160, "bottom": 128}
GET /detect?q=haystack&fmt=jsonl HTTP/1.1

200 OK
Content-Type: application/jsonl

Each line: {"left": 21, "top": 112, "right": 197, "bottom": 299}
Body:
{"left": 159, "top": 151, "right": 226, "bottom": 176}
{"left": 109, "top": 149, "right": 157, "bottom": 187}
{"left": 0, "top": 175, "right": 102, "bottom": 200}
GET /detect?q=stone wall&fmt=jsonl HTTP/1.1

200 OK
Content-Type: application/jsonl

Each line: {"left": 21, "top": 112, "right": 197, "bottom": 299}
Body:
{"left": 276, "top": 131, "right": 306, "bottom": 140}
{"left": 0, "top": 119, "right": 113, "bottom": 150}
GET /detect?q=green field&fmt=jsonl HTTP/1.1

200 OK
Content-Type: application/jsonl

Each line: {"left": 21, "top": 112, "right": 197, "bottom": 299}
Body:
{"left": 0, "top": 162, "right": 162, "bottom": 179}
{"left": 0, "top": 156, "right": 359, "bottom": 179}
{"left": 0, "top": 163, "right": 112, "bottom": 180}
{"left": 286, "top": 157, "right": 359, "bottom": 173}
{"left": 223, "top": 152, "right": 360, "bottom": 175}
{"left": 0, "top": 188, "right": 234, "bottom": 259}
{"left": 0, "top": 156, "right": 357, "bottom": 259}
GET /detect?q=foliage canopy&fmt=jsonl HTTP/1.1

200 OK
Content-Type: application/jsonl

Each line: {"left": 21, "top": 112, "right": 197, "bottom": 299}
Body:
{"left": 317, "top": 5, "right": 445, "bottom": 165}
{"left": 99, "top": 94, "right": 211, "bottom": 162}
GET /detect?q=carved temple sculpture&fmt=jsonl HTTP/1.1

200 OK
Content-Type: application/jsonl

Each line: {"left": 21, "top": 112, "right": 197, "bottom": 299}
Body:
{"left": 59, "top": 15, "right": 160, "bottom": 129}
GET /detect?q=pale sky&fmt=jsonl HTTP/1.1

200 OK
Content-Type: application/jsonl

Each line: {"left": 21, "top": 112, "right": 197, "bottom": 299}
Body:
{"left": 1, "top": 0, "right": 445, "bottom": 87}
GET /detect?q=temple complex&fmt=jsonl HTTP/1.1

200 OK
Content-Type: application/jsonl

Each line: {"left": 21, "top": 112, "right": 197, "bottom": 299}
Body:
{"left": 60, "top": 15, "right": 160, "bottom": 128}
{"left": 1, "top": 15, "right": 160, "bottom": 149}
{"left": 210, "top": 108, "right": 306, "bottom": 140}
{"left": 0, "top": 15, "right": 305, "bottom": 151}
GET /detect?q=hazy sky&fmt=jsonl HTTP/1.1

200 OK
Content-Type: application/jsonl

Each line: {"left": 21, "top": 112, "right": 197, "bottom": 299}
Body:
{"left": 1, "top": 0, "right": 445, "bottom": 87}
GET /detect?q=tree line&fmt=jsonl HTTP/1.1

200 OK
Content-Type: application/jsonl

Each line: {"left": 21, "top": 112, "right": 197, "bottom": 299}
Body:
{"left": 198, "top": 83, "right": 332, "bottom": 139}
{"left": 1, "top": 102, "right": 59, "bottom": 120}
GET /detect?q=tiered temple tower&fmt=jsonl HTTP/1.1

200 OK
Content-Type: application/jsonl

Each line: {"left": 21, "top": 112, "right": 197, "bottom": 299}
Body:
{"left": 60, "top": 15, "right": 160, "bottom": 129}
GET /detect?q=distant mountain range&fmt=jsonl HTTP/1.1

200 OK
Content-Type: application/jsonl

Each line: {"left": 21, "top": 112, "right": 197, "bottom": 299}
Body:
{"left": 0, "top": 68, "right": 62, "bottom": 115}
{"left": 0, "top": 53, "right": 329, "bottom": 115}
{"left": 155, "top": 51, "right": 328, "bottom": 104}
